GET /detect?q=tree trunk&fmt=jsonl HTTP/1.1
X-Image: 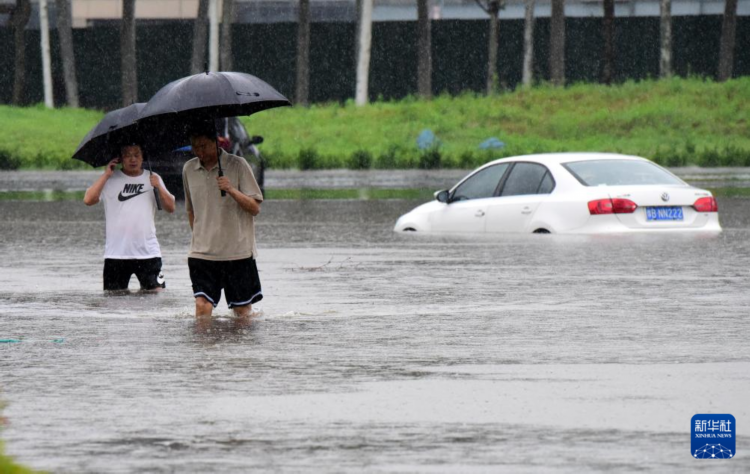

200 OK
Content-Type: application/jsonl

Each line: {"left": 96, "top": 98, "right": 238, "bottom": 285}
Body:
{"left": 602, "top": 0, "right": 614, "bottom": 85}
{"left": 120, "top": 0, "right": 138, "bottom": 106}
{"left": 295, "top": 0, "right": 310, "bottom": 105}
{"left": 658, "top": 0, "right": 672, "bottom": 78}
{"left": 39, "top": 0, "right": 54, "bottom": 108}
{"left": 486, "top": 0, "right": 500, "bottom": 94}
{"left": 355, "top": 0, "right": 373, "bottom": 106}
{"left": 208, "top": 0, "right": 219, "bottom": 72}
{"left": 522, "top": 0, "right": 535, "bottom": 88}
{"left": 191, "top": 0, "right": 209, "bottom": 74}
{"left": 354, "top": 0, "right": 362, "bottom": 58}
{"left": 717, "top": 0, "right": 738, "bottom": 81}
{"left": 417, "top": 0, "right": 432, "bottom": 99}
{"left": 11, "top": 0, "right": 31, "bottom": 105}
{"left": 56, "top": 0, "right": 79, "bottom": 107}
{"left": 220, "top": 0, "right": 234, "bottom": 71}
{"left": 549, "top": 0, "right": 565, "bottom": 86}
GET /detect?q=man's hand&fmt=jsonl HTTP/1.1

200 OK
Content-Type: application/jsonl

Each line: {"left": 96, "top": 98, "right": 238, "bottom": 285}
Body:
{"left": 85, "top": 158, "right": 119, "bottom": 205}
{"left": 217, "top": 176, "right": 234, "bottom": 193}
{"left": 149, "top": 173, "right": 160, "bottom": 189}
{"left": 105, "top": 158, "right": 119, "bottom": 178}
{"left": 216, "top": 175, "right": 260, "bottom": 215}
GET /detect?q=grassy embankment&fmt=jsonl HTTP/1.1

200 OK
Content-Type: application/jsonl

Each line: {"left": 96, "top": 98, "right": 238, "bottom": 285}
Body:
{"left": 0, "top": 77, "right": 748, "bottom": 170}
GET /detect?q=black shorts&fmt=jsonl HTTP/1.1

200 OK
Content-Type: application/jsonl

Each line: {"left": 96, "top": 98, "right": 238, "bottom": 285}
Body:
{"left": 188, "top": 257, "right": 263, "bottom": 308}
{"left": 103, "top": 258, "right": 165, "bottom": 291}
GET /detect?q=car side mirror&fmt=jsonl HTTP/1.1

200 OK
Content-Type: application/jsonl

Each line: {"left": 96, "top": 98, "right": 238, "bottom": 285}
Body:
{"left": 435, "top": 190, "right": 450, "bottom": 203}
{"left": 249, "top": 135, "right": 264, "bottom": 145}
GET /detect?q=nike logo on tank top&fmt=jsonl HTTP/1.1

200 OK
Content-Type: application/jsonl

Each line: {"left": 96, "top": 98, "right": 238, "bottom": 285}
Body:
{"left": 118, "top": 183, "right": 148, "bottom": 201}
{"left": 100, "top": 170, "right": 163, "bottom": 259}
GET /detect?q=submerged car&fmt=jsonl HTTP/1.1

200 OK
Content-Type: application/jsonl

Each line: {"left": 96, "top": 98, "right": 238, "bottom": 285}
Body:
{"left": 394, "top": 153, "right": 721, "bottom": 234}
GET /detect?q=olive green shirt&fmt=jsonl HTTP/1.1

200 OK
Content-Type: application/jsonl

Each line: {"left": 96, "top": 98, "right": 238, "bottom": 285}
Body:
{"left": 183, "top": 150, "right": 263, "bottom": 261}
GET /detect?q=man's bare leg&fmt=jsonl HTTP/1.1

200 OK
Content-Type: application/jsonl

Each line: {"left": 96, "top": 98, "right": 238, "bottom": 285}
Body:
{"left": 140, "top": 287, "right": 164, "bottom": 294}
{"left": 195, "top": 296, "right": 214, "bottom": 317}
{"left": 233, "top": 304, "right": 252, "bottom": 318}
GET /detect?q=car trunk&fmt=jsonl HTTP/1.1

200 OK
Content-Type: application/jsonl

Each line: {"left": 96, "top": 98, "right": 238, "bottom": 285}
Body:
{"left": 605, "top": 185, "right": 714, "bottom": 230}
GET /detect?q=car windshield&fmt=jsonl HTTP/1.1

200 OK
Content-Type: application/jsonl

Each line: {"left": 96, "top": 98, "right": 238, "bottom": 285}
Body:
{"left": 562, "top": 159, "right": 684, "bottom": 186}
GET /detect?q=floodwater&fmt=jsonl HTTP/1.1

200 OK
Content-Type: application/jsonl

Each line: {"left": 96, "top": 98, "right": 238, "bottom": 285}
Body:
{"left": 1, "top": 170, "right": 749, "bottom": 473}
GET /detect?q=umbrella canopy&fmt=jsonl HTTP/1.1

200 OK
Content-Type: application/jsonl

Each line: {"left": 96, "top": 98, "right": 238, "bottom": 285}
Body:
{"left": 139, "top": 71, "right": 291, "bottom": 124}
{"left": 72, "top": 103, "right": 146, "bottom": 167}
{"left": 138, "top": 71, "right": 290, "bottom": 197}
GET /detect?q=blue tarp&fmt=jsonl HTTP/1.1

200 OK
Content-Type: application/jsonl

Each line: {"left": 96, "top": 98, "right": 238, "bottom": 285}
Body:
{"left": 417, "top": 129, "right": 441, "bottom": 150}
{"left": 478, "top": 137, "right": 505, "bottom": 150}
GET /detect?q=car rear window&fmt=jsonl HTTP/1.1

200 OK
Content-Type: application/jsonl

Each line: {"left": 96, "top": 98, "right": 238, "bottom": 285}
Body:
{"left": 562, "top": 159, "right": 684, "bottom": 186}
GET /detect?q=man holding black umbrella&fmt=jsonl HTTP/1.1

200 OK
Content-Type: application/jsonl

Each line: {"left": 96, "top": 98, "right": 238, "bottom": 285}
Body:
{"left": 183, "top": 123, "right": 264, "bottom": 318}
{"left": 84, "top": 143, "right": 176, "bottom": 292}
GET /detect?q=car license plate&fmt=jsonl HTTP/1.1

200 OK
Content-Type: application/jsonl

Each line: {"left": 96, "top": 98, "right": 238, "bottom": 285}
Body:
{"left": 646, "top": 206, "right": 684, "bottom": 221}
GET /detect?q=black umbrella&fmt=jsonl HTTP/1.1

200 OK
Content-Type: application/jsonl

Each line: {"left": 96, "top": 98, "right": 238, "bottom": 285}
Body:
{"left": 73, "top": 103, "right": 163, "bottom": 210}
{"left": 139, "top": 71, "right": 291, "bottom": 196}
{"left": 73, "top": 103, "right": 145, "bottom": 168}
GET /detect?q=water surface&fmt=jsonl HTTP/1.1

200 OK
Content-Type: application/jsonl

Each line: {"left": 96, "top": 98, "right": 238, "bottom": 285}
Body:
{"left": 1, "top": 171, "right": 749, "bottom": 472}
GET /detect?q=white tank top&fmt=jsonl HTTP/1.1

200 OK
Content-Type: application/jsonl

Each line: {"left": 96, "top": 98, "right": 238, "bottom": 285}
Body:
{"left": 100, "top": 169, "right": 163, "bottom": 259}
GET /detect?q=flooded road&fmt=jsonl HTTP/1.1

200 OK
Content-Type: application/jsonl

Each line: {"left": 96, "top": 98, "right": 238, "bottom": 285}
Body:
{"left": 1, "top": 170, "right": 749, "bottom": 472}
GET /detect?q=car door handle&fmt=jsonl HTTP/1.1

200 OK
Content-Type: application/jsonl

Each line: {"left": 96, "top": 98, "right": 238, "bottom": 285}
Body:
{"left": 475, "top": 210, "right": 485, "bottom": 217}
{"left": 521, "top": 207, "right": 532, "bottom": 215}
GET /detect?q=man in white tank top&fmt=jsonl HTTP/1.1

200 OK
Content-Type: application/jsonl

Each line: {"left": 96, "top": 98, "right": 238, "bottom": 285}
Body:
{"left": 84, "top": 144, "right": 176, "bottom": 291}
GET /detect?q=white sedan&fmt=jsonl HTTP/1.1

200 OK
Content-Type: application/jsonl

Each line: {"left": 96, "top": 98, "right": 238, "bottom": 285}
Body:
{"left": 394, "top": 153, "right": 721, "bottom": 234}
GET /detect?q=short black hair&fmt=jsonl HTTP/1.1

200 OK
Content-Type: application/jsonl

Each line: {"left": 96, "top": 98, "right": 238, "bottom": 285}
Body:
{"left": 187, "top": 120, "right": 217, "bottom": 141}
{"left": 118, "top": 142, "right": 143, "bottom": 156}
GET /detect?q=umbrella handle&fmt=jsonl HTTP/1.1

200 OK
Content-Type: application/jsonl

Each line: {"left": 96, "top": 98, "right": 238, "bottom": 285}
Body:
{"left": 146, "top": 159, "right": 163, "bottom": 211}
{"left": 215, "top": 131, "right": 226, "bottom": 198}
{"left": 218, "top": 162, "right": 226, "bottom": 197}
{"left": 153, "top": 181, "right": 163, "bottom": 210}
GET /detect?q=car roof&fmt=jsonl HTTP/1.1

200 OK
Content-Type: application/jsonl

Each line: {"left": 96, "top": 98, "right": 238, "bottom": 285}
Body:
{"left": 483, "top": 152, "right": 649, "bottom": 168}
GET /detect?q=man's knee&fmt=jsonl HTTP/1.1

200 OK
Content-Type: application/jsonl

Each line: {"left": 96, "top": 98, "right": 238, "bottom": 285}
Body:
{"left": 233, "top": 304, "right": 252, "bottom": 318}
{"left": 195, "top": 296, "right": 214, "bottom": 316}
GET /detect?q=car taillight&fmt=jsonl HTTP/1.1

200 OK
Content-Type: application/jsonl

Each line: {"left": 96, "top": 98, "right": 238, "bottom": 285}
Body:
{"left": 588, "top": 198, "right": 638, "bottom": 215}
{"left": 612, "top": 199, "right": 638, "bottom": 213}
{"left": 589, "top": 199, "right": 638, "bottom": 216}
{"left": 588, "top": 199, "right": 613, "bottom": 215}
{"left": 693, "top": 197, "right": 718, "bottom": 212}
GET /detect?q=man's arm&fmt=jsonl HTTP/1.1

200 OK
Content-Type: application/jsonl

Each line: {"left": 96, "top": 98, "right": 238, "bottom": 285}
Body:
{"left": 83, "top": 158, "right": 118, "bottom": 205}
{"left": 183, "top": 164, "right": 194, "bottom": 229}
{"left": 149, "top": 174, "right": 176, "bottom": 213}
{"left": 217, "top": 177, "right": 261, "bottom": 216}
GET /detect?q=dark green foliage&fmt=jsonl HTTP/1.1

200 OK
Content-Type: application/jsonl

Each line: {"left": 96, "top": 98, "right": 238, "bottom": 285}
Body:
{"left": 297, "top": 148, "right": 319, "bottom": 170}
{"left": 718, "top": 145, "right": 750, "bottom": 166}
{"left": 347, "top": 150, "right": 373, "bottom": 170}
{"left": 666, "top": 149, "right": 687, "bottom": 167}
{"left": 419, "top": 148, "right": 442, "bottom": 169}
{"left": 375, "top": 146, "right": 401, "bottom": 169}
{"left": 698, "top": 148, "right": 722, "bottom": 167}
{"left": 458, "top": 151, "right": 476, "bottom": 169}
{"left": 0, "top": 149, "right": 20, "bottom": 170}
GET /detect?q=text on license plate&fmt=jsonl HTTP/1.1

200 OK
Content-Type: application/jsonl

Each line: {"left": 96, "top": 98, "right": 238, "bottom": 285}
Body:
{"left": 646, "top": 206, "right": 684, "bottom": 221}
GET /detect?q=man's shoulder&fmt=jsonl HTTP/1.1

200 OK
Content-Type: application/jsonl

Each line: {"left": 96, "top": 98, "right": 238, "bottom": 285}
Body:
{"left": 223, "top": 152, "right": 251, "bottom": 171}
{"left": 103, "top": 170, "right": 123, "bottom": 187}
{"left": 223, "top": 152, "right": 245, "bottom": 164}
{"left": 183, "top": 157, "right": 200, "bottom": 173}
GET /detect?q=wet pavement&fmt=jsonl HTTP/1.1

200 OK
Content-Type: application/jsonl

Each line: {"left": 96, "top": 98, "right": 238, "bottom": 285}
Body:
{"left": 1, "top": 170, "right": 749, "bottom": 472}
